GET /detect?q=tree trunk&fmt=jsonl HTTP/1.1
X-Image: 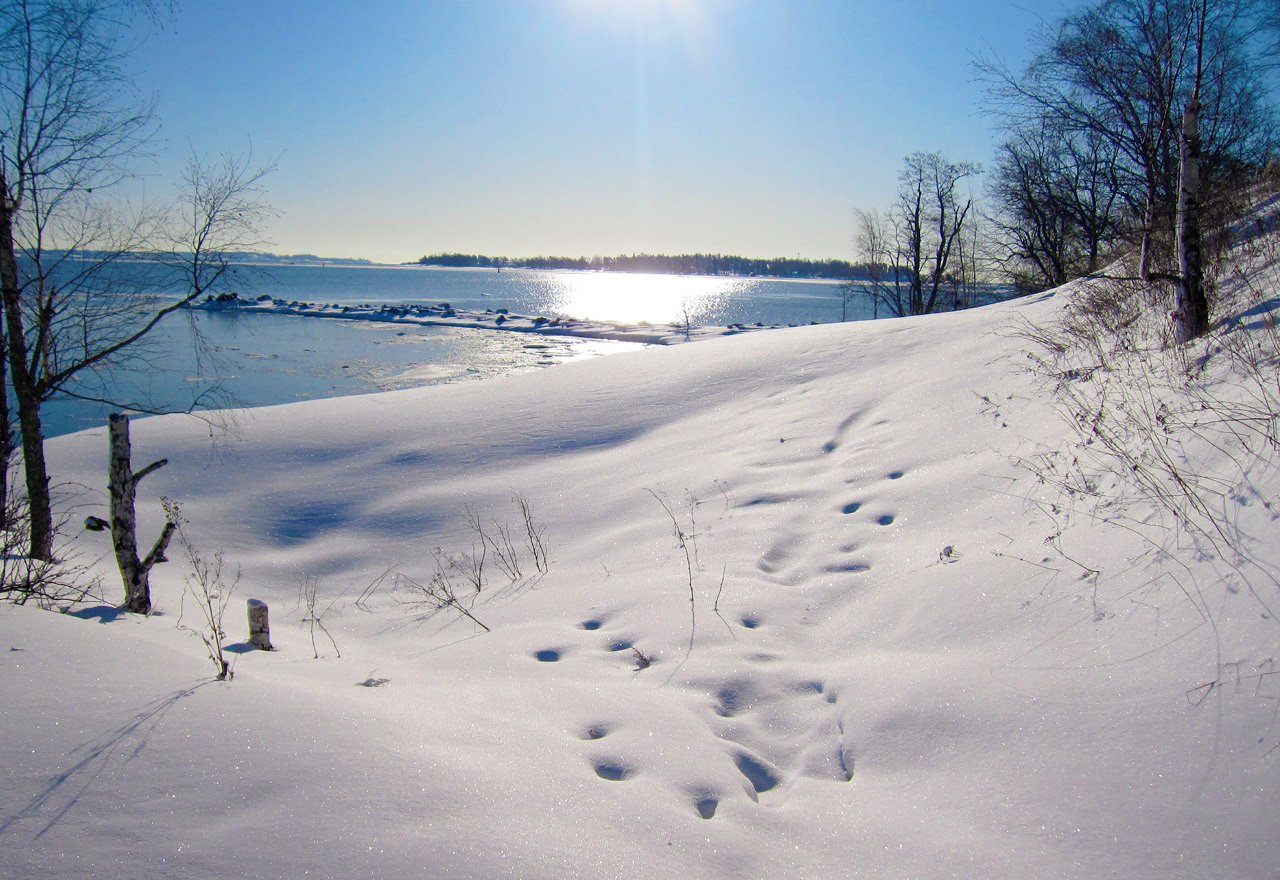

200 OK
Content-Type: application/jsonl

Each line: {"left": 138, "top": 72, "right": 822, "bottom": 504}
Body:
{"left": 109, "top": 413, "right": 175, "bottom": 614}
{"left": 10, "top": 376, "right": 48, "bottom": 558}
{"left": 1138, "top": 192, "right": 1154, "bottom": 281}
{"left": 0, "top": 186, "right": 54, "bottom": 560}
{"left": 0, "top": 314, "right": 9, "bottom": 531}
{"left": 1173, "top": 97, "right": 1207, "bottom": 344}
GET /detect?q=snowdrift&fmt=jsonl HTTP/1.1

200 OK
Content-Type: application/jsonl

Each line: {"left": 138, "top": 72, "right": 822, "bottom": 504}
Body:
{"left": 2, "top": 235, "right": 1278, "bottom": 879}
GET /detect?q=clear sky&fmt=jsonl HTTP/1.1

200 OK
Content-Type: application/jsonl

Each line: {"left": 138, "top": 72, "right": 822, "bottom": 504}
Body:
{"left": 126, "top": 0, "right": 1074, "bottom": 263}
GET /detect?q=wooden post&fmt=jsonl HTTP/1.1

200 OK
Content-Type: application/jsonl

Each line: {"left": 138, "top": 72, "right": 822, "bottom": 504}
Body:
{"left": 110, "top": 413, "right": 176, "bottom": 615}
{"left": 248, "top": 599, "right": 273, "bottom": 650}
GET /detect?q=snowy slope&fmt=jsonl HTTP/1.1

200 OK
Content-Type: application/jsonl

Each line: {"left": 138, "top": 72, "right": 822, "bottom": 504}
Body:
{"left": 2, "top": 253, "right": 1278, "bottom": 878}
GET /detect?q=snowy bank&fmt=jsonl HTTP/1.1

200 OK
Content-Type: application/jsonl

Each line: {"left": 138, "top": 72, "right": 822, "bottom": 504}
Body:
{"left": 2, "top": 231, "right": 1278, "bottom": 879}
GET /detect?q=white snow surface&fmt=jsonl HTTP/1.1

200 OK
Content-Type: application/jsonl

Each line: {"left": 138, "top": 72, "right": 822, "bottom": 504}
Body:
{"left": 2, "top": 256, "right": 1278, "bottom": 878}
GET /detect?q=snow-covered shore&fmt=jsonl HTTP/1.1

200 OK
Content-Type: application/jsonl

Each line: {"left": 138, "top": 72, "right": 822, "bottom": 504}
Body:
{"left": 2, "top": 233, "right": 1278, "bottom": 879}
{"left": 192, "top": 292, "right": 785, "bottom": 346}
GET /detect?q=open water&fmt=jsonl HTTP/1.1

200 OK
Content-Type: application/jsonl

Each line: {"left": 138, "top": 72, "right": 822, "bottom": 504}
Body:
{"left": 45, "top": 262, "right": 980, "bottom": 436}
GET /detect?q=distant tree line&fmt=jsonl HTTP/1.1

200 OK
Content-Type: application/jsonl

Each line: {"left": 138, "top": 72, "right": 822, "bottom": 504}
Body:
{"left": 417, "top": 251, "right": 874, "bottom": 280}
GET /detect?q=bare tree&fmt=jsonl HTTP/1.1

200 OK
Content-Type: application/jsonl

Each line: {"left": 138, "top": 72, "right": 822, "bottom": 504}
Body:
{"left": 0, "top": 458, "right": 96, "bottom": 607}
{"left": 988, "top": 121, "right": 1126, "bottom": 291}
{"left": 949, "top": 207, "right": 989, "bottom": 310}
{"left": 0, "top": 1, "right": 271, "bottom": 560}
{"left": 1170, "top": 0, "right": 1208, "bottom": 342}
{"left": 108, "top": 412, "right": 175, "bottom": 614}
{"left": 978, "top": 0, "right": 1275, "bottom": 282}
{"left": 853, "top": 208, "right": 894, "bottom": 319}
{"left": 855, "top": 153, "right": 979, "bottom": 317}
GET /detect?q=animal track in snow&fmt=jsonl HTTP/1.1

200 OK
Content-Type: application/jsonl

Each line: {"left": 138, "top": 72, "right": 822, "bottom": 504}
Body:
{"left": 533, "top": 649, "right": 563, "bottom": 662}
{"left": 737, "top": 493, "right": 801, "bottom": 508}
{"left": 579, "top": 723, "right": 611, "bottom": 741}
{"left": 756, "top": 550, "right": 786, "bottom": 574}
{"left": 734, "top": 752, "right": 781, "bottom": 796}
{"left": 715, "top": 687, "right": 746, "bottom": 717}
{"left": 755, "top": 526, "right": 812, "bottom": 582}
{"left": 579, "top": 619, "right": 603, "bottom": 631}
{"left": 841, "top": 501, "right": 862, "bottom": 515}
{"left": 887, "top": 470, "right": 905, "bottom": 480}
{"left": 606, "top": 639, "right": 633, "bottom": 652}
{"left": 593, "top": 760, "right": 634, "bottom": 782}
{"left": 756, "top": 534, "right": 801, "bottom": 574}
{"left": 876, "top": 514, "right": 895, "bottom": 526}
{"left": 823, "top": 561, "right": 870, "bottom": 574}
{"left": 822, "top": 410, "right": 865, "bottom": 454}
{"left": 694, "top": 795, "right": 719, "bottom": 819}
{"left": 837, "top": 746, "right": 855, "bottom": 781}
{"left": 739, "top": 615, "right": 761, "bottom": 629}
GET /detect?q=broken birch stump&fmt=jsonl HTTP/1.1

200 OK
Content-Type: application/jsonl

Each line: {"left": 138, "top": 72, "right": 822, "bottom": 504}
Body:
{"left": 248, "top": 599, "right": 273, "bottom": 650}
{"left": 109, "top": 413, "right": 177, "bottom": 615}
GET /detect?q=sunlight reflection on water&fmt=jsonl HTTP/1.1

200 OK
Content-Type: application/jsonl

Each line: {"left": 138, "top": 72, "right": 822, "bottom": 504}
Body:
{"left": 523, "top": 271, "right": 750, "bottom": 325}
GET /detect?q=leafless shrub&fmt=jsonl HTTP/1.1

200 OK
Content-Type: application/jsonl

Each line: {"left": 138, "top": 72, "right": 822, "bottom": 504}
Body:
{"left": 354, "top": 568, "right": 385, "bottom": 612}
{"left": 448, "top": 527, "right": 487, "bottom": 593}
{"left": 468, "top": 509, "right": 523, "bottom": 582}
{"left": 386, "top": 496, "right": 552, "bottom": 633}
{"left": 390, "top": 548, "right": 491, "bottom": 632}
{"left": 514, "top": 492, "right": 549, "bottom": 574}
{"left": 647, "top": 487, "right": 708, "bottom": 658}
{"left": 648, "top": 488, "right": 698, "bottom": 608}
{"left": 712, "top": 564, "right": 734, "bottom": 636}
{"left": 170, "top": 505, "right": 237, "bottom": 681}
{"left": 299, "top": 576, "right": 341, "bottom": 659}
{"left": 1010, "top": 197, "right": 1280, "bottom": 688}
{"left": 0, "top": 477, "right": 98, "bottom": 609}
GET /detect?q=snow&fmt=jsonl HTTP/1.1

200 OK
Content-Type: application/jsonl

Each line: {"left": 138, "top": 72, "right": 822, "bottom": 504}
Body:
{"left": 2, "top": 236, "right": 1278, "bottom": 878}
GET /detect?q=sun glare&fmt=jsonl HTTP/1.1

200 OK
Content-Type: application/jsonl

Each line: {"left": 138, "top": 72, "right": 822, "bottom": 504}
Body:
{"left": 564, "top": 0, "right": 712, "bottom": 35}
{"left": 541, "top": 271, "right": 739, "bottom": 325}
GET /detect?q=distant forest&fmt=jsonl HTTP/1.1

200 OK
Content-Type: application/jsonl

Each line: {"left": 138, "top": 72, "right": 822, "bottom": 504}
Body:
{"left": 416, "top": 252, "right": 871, "bottom": 280}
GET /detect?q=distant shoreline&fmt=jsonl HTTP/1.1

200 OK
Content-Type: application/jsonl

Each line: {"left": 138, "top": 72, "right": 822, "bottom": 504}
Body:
{"left": 224, "top": 260, "right": 852, "bottom": 287}
{"left": 415, "top": 252, "right": 873, "bottom": 281}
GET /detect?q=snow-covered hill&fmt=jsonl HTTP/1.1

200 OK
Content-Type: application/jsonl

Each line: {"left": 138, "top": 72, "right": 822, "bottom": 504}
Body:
{"left": 2, "top": 230, "right": 1278, "bottom": 879}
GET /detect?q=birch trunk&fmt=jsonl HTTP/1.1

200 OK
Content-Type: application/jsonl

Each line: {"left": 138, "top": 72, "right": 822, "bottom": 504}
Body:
{"left": 110, "top": 413, "right": 175, "bottom": 614}
{"left": 1173, "top": 97, "right": 1207, "bottom": 344}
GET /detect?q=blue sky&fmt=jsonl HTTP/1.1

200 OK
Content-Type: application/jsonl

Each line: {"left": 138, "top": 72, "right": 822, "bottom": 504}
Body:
{"left": 127, "top": 0, "right": 1073, "bottom": 263}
